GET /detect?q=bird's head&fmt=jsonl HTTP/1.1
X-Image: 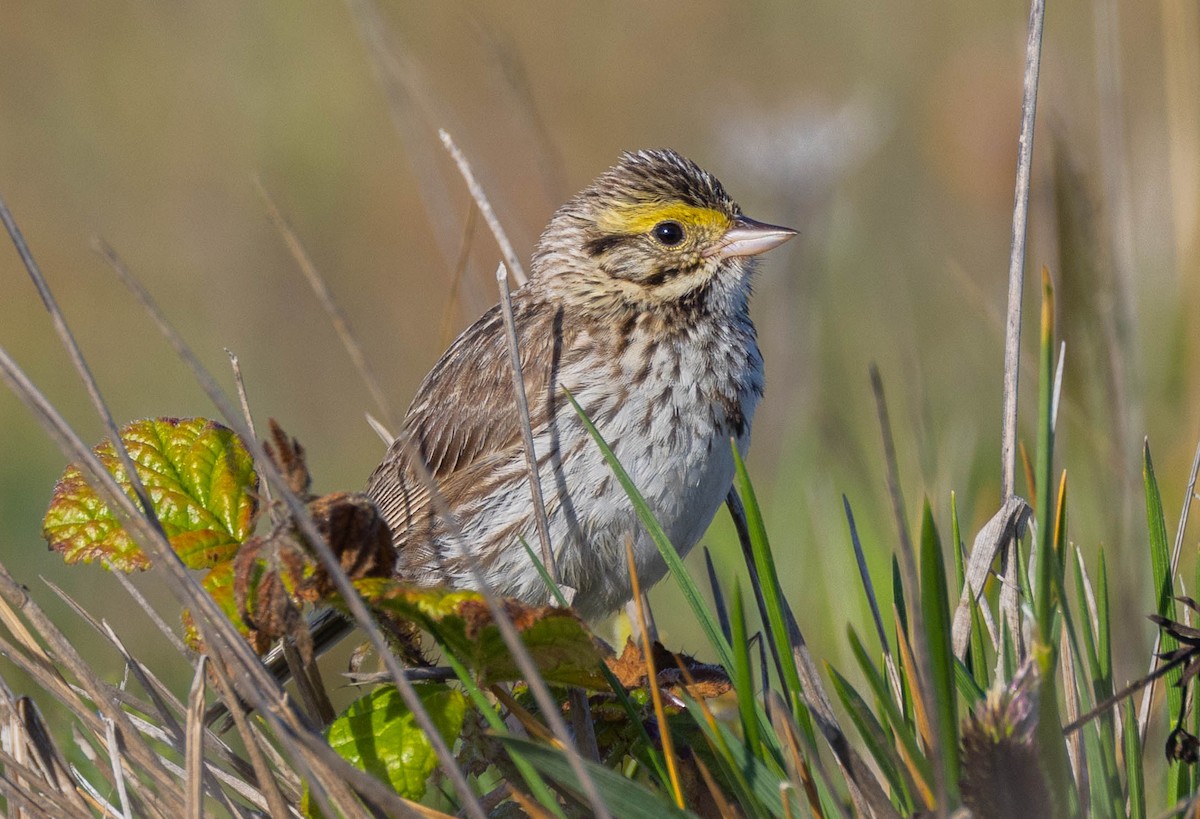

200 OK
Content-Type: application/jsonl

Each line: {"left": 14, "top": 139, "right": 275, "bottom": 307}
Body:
{"left": 531, "top": 149, "right": 795, "bottom": 315}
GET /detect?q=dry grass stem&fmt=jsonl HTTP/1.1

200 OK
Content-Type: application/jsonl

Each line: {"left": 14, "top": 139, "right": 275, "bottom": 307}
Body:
{"left": 1059, "top": 624, "right": 1085, "bottom": 798}
{"left": 626, "top": 538, "right": 683, "bottom": 808}
{"left": 438, "top": 128, "right": 558, "bottom": 582}
{"left": 439, "top": 129, "right": 529, "bottom": 286}
{"left": 89, "top": 239, "right": 487, "bottom": 816}
{"left": 186, "top": 657, "right": 207, "bottom": 819}
{"left": 253, "top": 177, "right": 399, "bottom": 431}
{"left": 439, "top": 200, "right": 479, "bottom": 347}
{"left": 725, "top": 489, "right": 794, "bottom": 690}
{"left": 226, "top": 349, "right": 274, "bottom": 512}
{"left": 868, "top": 365, "right": 946, "bottom": 807}
{"left": 951, "top": 497, "right": 1029, "bottom": 660}
{"left": 491, "top": 260, "right": 558, "bottom": 583}
{"left": 998, "top": 0, "right": 1046, "bottom": 654}
{"left": 343, "top": 0, "right": 489, "bottom": 313}
{"left": 107, "top": 568, "right": 190, "bottom": 655}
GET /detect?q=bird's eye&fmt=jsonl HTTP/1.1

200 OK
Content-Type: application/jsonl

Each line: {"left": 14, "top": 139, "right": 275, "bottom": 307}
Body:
{"left": 652, "top": 221, "right": 685, "bottom": 246}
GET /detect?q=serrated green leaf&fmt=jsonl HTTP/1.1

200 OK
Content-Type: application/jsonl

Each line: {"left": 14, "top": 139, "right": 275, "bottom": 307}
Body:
{"left": 326, "top": 683, "right": 467, "bottom": 801}
{"left": 187, "top": 558, "right": 263, "bottom": 650}
{"left": 193, "top": 560, "right": 242, "bottom": 644}
{"left": 355, "top": 579, "right": 607, "bottom": 688}
{"left": 42, "top": 417, "right": 257, "bottom": 571}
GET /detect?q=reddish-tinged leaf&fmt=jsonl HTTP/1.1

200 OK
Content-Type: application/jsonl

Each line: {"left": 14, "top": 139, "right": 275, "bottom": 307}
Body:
{"left": 354, "top": 579, "right": 608, "bottom": 688}
{"left": 42, "top": 418, "right": 258, "bottom": 572}
{"left": 185, "top": 561, "right": 271, "bottom": 654}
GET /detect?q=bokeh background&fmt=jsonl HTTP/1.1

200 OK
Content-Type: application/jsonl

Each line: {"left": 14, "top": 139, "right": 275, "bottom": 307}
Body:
{"left": 1, "top": 0, "right": 1197, "bottom": 720}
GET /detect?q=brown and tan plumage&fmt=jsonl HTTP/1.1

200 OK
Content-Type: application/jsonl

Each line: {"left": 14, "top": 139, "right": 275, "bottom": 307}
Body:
{"left": 367, "top": 149, "right": 794, "bottom": 618}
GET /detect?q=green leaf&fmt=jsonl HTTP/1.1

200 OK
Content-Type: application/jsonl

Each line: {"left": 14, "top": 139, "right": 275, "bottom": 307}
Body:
{"left": 1122, "top": 700, "right": 1144, "bottom": 819}
{"left": 1144, "top": 442, "right": 1186, "bottom": 802}
{"left": 729, "top": 583, "right": 760, "bottom": 755}
{"left": 731, "top": 446, "right": 806, "bottom": 718}
{"left": 326, "top": 683, "right": 467, "bottom": 801}
{"left": 849, "top": 626, "right": 933, "bottom": 806}
{"left": 827, "top": 663, "right": 914, "bottom": 813}
{"left": 497, "top": 736, "right": 700, "bottom": 819}
{"left": 195, "top": 560, "right": 241, "bottom": 641}
{"left": 355, "top": 579, "right": 607, "bottom": 688}
{"left": 953, "top": 658, "right": 985, "bottom": 705}
{"left": 438, "top": 650, "right": 567, "bottom": 819}
{"left": 918, "top": 500, "right": 960, "bottom": 802}
{"left": 668, "top": 693, "right": 796, "bottom": 818}
{"left": 42, "top": 417, "right": 258, "bottom": 571}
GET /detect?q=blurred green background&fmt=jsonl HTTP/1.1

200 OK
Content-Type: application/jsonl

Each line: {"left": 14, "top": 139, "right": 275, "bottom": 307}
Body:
{"left": 1, "top": 1, "right": 1197, "bottom": 708}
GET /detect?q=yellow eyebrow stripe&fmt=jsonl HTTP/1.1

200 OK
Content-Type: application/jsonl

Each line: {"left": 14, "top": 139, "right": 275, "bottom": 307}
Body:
{"left": 597, "top": 202, "right": 731, "bottom": 235}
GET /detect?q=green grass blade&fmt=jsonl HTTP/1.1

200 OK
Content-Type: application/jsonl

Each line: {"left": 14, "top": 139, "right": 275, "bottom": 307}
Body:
{"left": 710, "top": 717, "right": 794, "bottom": 817}
{"left": 566, "top": 390, "right": 734, "bottom": 672}
{"left": 891, "top": 556, "right": 915, "bottom": 724}
{"left": 1123, "top": 700, "right": 1145, "bottom": 819}
{"left": 951, "top": 492, "right": 965, "bottom": 591}
{"left": 918, "top": 500, "right": 960, "bottom": 803}
{"left": 827, "top": 663, "right": 913, "bottom": 813}
{"left": 968, "top": 589, "right": 991, "bottom": 690}
{"left": 497, "top": 736, "right": 701, "bottom": 819}
{"left": 1033, "top": 270, "right": 1056, "bottom": 641}
{"left": 731, "top": 446, "right": 805, "bottom": 709}
{"left": 520, "top": 535, "right": 572, "bottom": 609}
{"left": 441, "top": 649, "right": 566, "bottom": 818}
{"left": 1069, "top": 547, "right": 1104, "bottom": 697}
{"left": 702, "top": 548, "right": 733, "bottom": 643}
{"left": 1095, "top": 549, "right": 1111, "bottom": 694}
{"left": 674, "top": 697, "right": 772, "bottom": 818}
{"left": 952, "top": 657, "right": 985, "bottom": 704}
{"left": 1143, "top": 442, "right": 1186, "bottom": 801}
{"left": 892, "top": 555, "right": 909, "bottom": 644}
{"left": 1145, "top": 442, "right": 1175, "bottom": 624}
{"left": 1066, "top": 548, "right": 1121, "bottom": 813}
{"left": 519, "top": 535, "right": 673, "bottom": 786}
{"left": 730, "top": 583, "right": 761, "bottom": 755}
{"left": 849, "top": 626, "right": 934, "bottom": 807}
{"left": 1000, "top": 619, "right": 1016, "bottom": 682}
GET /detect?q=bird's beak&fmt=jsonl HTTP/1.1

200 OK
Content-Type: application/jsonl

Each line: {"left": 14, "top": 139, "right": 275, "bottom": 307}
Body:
{"left": 707, "top": 215, "right": 797, "bottom": 260}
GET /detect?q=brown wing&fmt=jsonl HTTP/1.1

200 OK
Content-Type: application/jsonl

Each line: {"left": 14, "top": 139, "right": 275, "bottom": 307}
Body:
{"left": 365, "top": 292, "right": 578, "bottom": 570}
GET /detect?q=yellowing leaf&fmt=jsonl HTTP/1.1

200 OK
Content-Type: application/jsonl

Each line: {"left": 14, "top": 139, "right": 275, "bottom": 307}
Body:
{"left": 354, "top": 579, "right": 608, "bottom": 689}
{"left": 43, "top": 417, "right": 258, "bottom": 571}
